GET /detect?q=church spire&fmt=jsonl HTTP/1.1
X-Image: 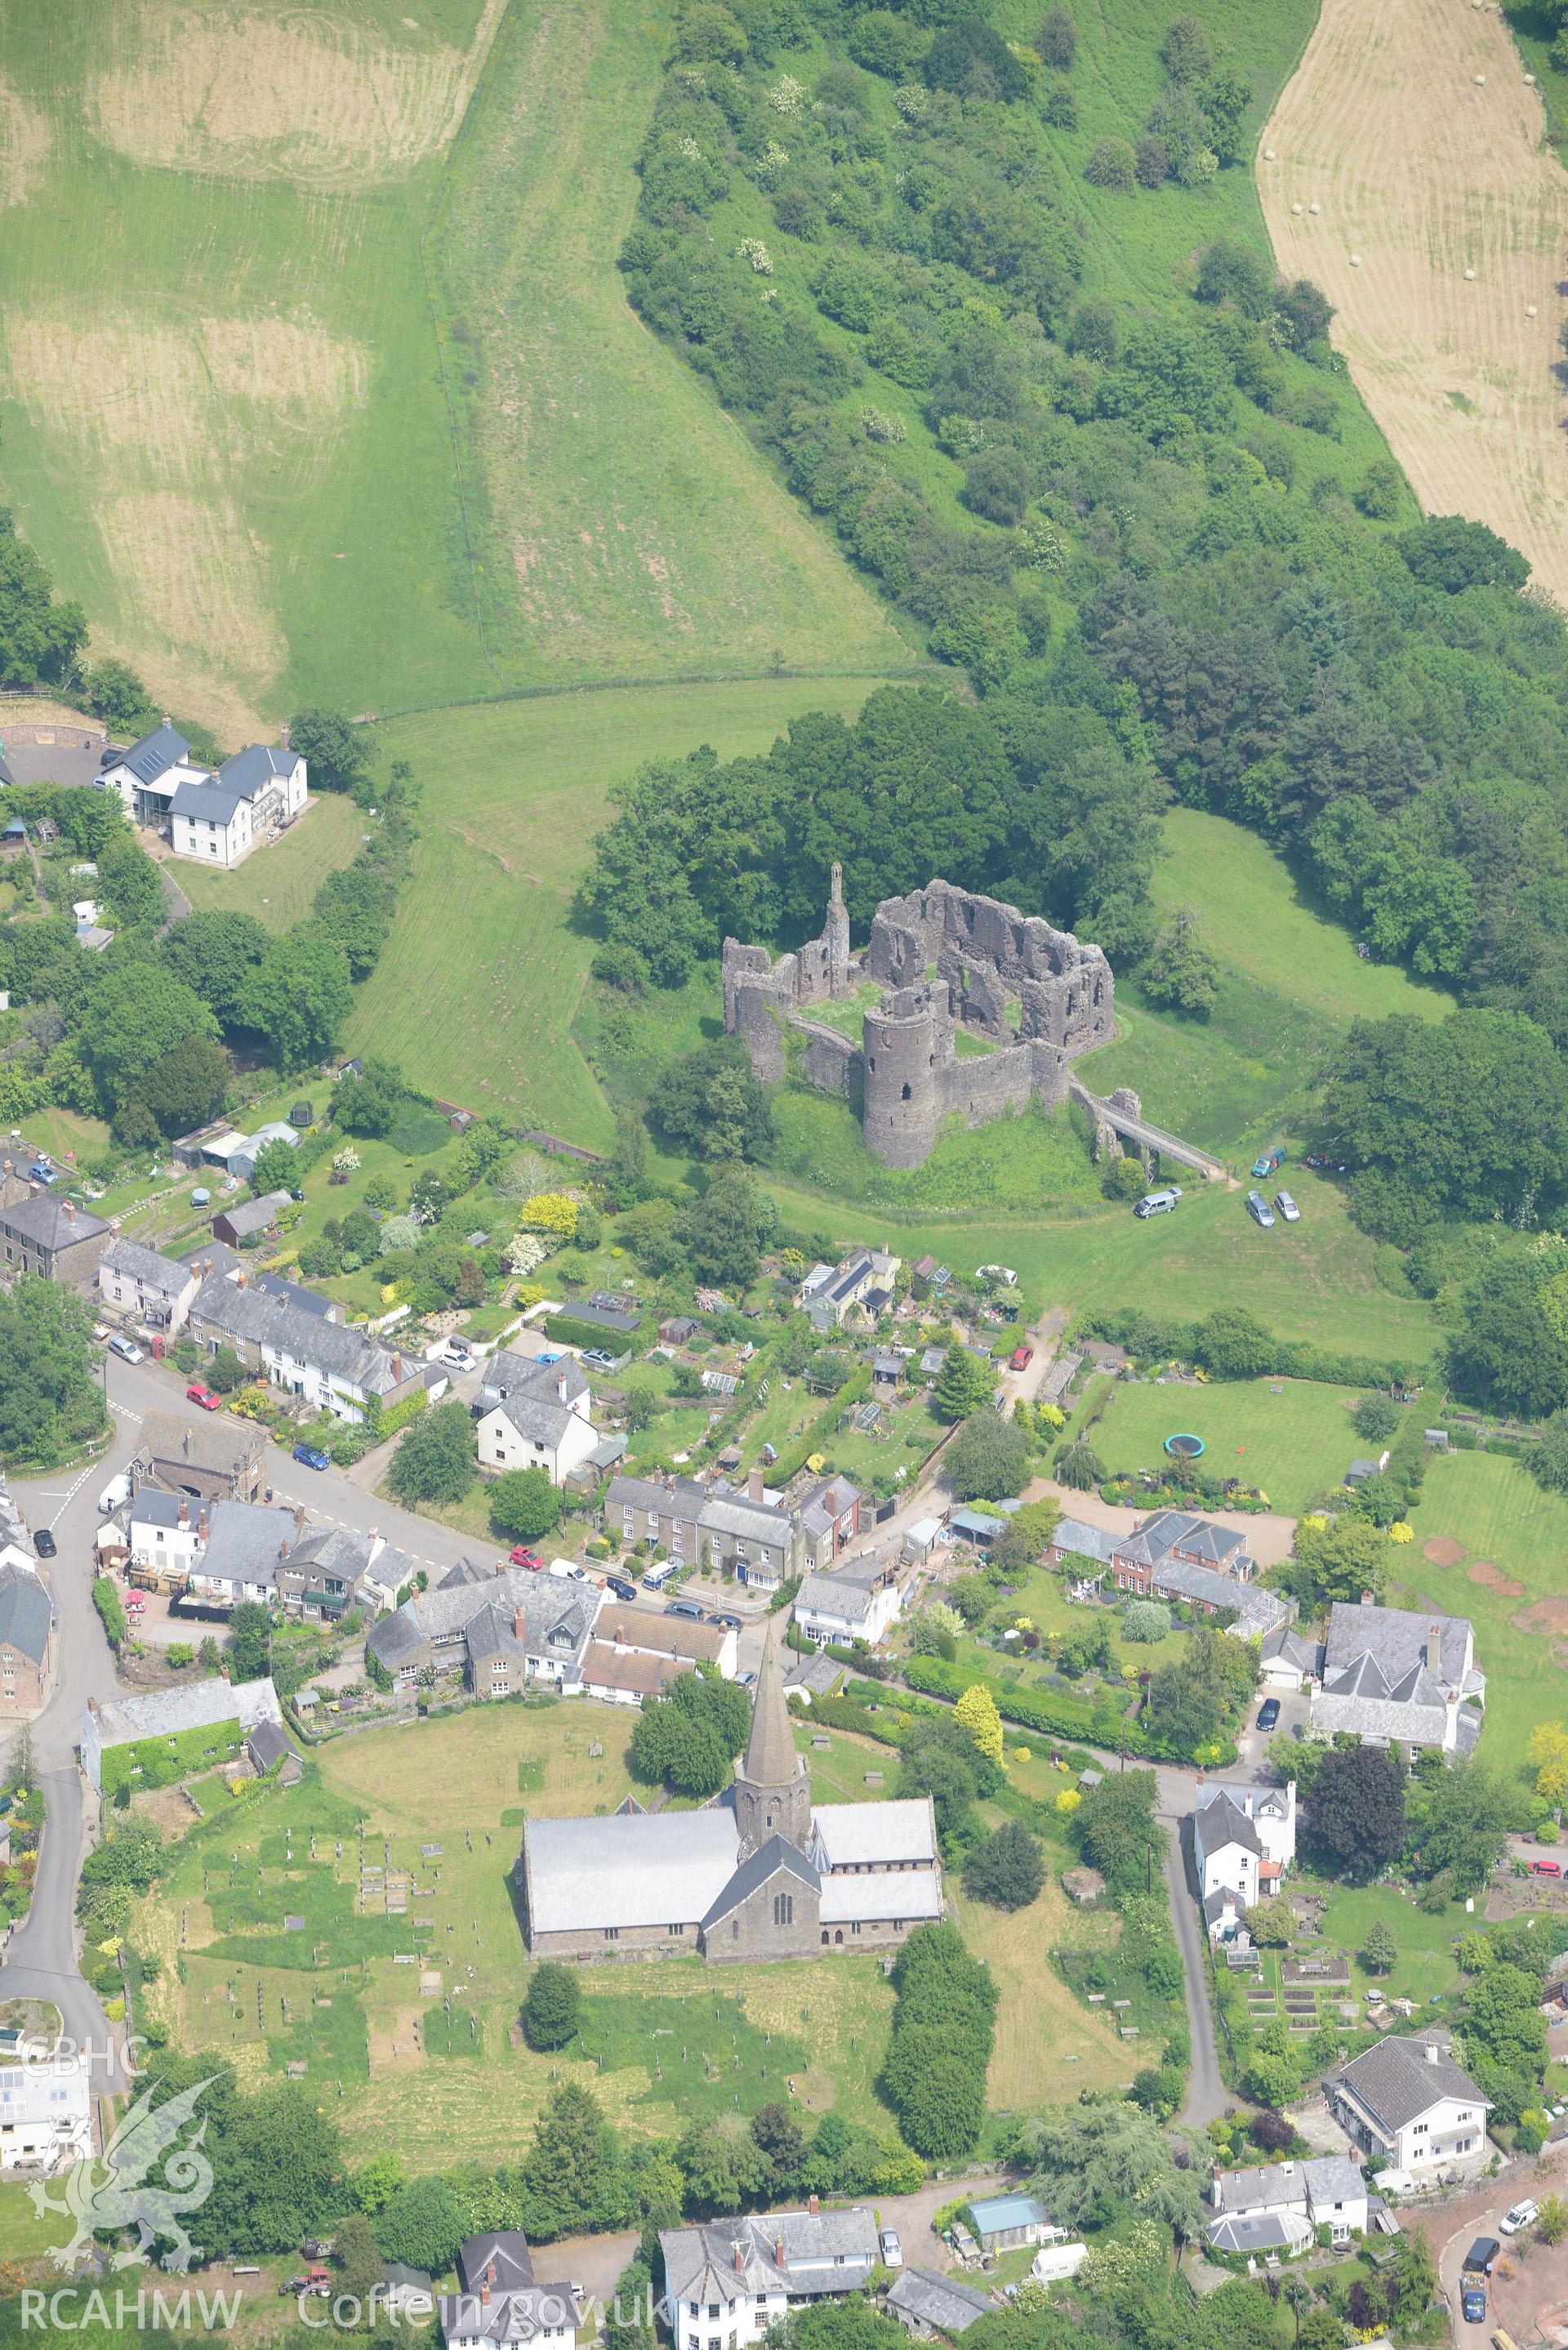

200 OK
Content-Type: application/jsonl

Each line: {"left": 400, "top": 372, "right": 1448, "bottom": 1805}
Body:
{"left": 733, "top": 1624, "right": 812, "bottom": 1857}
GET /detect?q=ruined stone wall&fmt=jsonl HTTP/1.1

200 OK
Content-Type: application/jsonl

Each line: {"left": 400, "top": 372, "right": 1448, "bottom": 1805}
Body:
{"left": 799, "top": 1025, "right": 861, "bottom": 1099}
{"left": 868, "top": 879, "right": 1114, "bottom": 1056}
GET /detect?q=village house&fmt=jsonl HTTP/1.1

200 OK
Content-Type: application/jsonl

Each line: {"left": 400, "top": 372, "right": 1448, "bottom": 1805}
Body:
{"left": 474, "top": 1357, "right": 600, "bottom": 1486}
{"left": 797, "top": 1474, "right": 862, "bottom": 1572}
{"left": 0, "top": 1557, "right": 52, "bottom": 1716}
{"left": 0, "top": 1192, "right": 111, "bottom": 1286}
{"left": 799, "top": 1247, "right": 901, "bottom": 1331}
{"left": 186, "top": 1262, "right": 426, "bottom": 1424}
{"left": 1205, "top": 2156, "right": 1370, "bottom": 2259}
{"left": 0, "top": 2045, "right": 95, "bottom": 2174}
{"left": 102, "top": 725, "right": 307, "bottom": 865}
{"left": 661, "top": 2203, "right": 880, "bottom": 2350}
{"left": 1048, "top": 1509, "right": 1291, "bottom": 1640}
{"left": 132, "top": 1410, "right": 266, "bottom": 1502}
{"left": 120, "top": 1490, "right": 206, "bottom": 1586}
{"left": 1309, "top": 1599, "right": 1484, "bottom": 1755}
{"left": 186, "top": 1501, "right": 305, "bottom": 1607}
{"left": 367, "top": 1563, "right": 600, "bottom": 1700}
{"left": 96, "top": 1237, "right": 198, "bottom": 1333}
{"left": 441, "top": 2232, "right": 578, "bottom": 2350}
{"left": 1191, "top": 1779, "right": 1297, "bottom": 1927}
{"left": 1328, "top": 2032, "right": 1490, "bottom": 2184}
{"left": 80, "top": 1677, "right": 283, "bottom": 1794}
{"left": 793, "top": 1555, "right": 902, "bottom": 1652}
{"left": 885, "top": 2269, "right": 995, "bottom": 2343}
{"left": 274, "top": 1527, "right": 409, "bottom": 1621}
{"left": 574, "top": 1603, "right": 737, "bottom": 1705}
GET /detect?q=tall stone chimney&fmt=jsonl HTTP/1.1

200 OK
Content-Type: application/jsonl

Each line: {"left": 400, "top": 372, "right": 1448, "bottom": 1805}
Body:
{"left": 1425, "top": 1623, "right": 1442, "bottom": 1675}
{"left": 178, "top": 1499, "right": 189, "bottom": 1527}
{"left": 747, "top": 1466, "right": 764, "bottom": 1505}
{"left": 557, "top": 1371, "right": 568, "bottom": 1403}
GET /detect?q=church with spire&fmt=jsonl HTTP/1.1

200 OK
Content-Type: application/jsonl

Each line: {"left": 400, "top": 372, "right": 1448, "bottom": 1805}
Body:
{"left": 517, "top": 1632, "right": 942, "bottom": 1964}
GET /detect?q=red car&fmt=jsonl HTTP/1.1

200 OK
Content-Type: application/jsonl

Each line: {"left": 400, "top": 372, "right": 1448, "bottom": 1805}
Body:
{"left": 1009, "top": 1345, "right": 1034, "bottom": 1371}
{"left": 509, "top": 1545, "right": 541, "bottom": 1568}
{"left": 185, "top": 1382, "right": 220, "bottom": 1411}
{"left": 1533, "top": 1859, "right": 1562, "bottom": 1877}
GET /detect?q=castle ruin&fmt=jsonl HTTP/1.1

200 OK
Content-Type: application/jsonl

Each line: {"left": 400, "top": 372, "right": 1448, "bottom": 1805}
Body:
{"left": 723, "top": 868, "right": 1116, "bottom": 1169}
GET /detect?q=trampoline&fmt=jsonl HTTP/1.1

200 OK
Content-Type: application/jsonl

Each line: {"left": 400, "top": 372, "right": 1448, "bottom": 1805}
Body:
{"left": 1165, "top": 1432, "right": 1205, "bottom": 1459}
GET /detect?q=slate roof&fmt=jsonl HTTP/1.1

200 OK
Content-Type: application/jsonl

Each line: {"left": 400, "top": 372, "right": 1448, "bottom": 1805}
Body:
{"left": 440, "top": 2287, "right": 577, "bottom": 2344}
{"left": 100, "top": 1237, "right": 192, "bottom": 1296}
{"left": 660, "top": 2208, "right": 879, "bottom": 2308}
{"left": 216, "top": 743, "right": 296, "bottom": 799}
{"left": 483, "top": 1350, "right": 590, "bottom": 1409}
{"left": 0, "top": 1195, "right": 109, "bottom": 1250}
{"left": 171, "top": 779, "right": 245, "bottom": 825}
{"left": 1202, "top": 1886, "right": 1241, "bottom": 1922}
{"left": 1152, "top": 1558, "right": 1290, "bottom": 1633}
{"left": 0, "top": 1561, "right": 51, "bottom": 1664}
{"left": 253, "top": 1270, "right": 334, "bottom": 1318}
{"left": 525, "top": 1809, "right": 740, "bottom": 1934}
{"left": 129, "top": 1490, "right": 192, "bottom": 1532}
{"left": 1192, "top": 1794, "right": 1263, "bottom": 1862}
{"left": 457, "top": 2228, "right": 536, "bottom": 2294}
{"left": 1260, "top": 1625, "right": 1324, "bottom": 1676}
{"left": 197, "top": 1501, "right": 299, "bottom": 1588}
{"left": 604, "top": 1472, "right": 707, "bottom": 1522}
{"left": 1051, "top": 1517, "right": 1116, "bottom": 1567}
{"left": 799, "top": 1475, "right": 861, "bottom": 1539}
{"left": 818, "top": 1870, "right": 942, "bottom": 1924}
{"left": 1213, "top": 2158, "right": 1363, "bottom": 2216}
{"left": 439, "top": 1558, "right": 491, "bottom": 1589}
{"left": 136, "top": 1408, "right": 266, "bottom": 1479}
{"left": 701, "top": 1492, "right": 793, "bottom": 1545}
{"left": 1324, "top": 1601, "right": 1474, "bottom": 1688}
{"left": 784, "top": 1652, "right": 841, "bottom": 1698}
{"left": 1138, "top": 1508, "right": 1248, "bottom": 1566}
{"left": 562, "top": 1300, "right": 639, "bottom": 1335}
{"left": 1333, "top": 2032, "right": 1488, "bottom": 2134}
{"left": 247, "top": 1720, "right": 298, "bottom": 1773}
{"left": 886, "top": 2269, "right": 994, "bottom": 2337}
{"left": 283, "top": 1527, "right": 374, "bottom": 1583}
{"left": 91, "top": 1674, "right": 280, "bottom": 1749}
{"left": 488, "top": 1393, "right": 578, "bottom": 1448}
{"left": 702, "top": 1833, "right": 821, "bottom": 1929}
{"left": 111, "top": 725, "right": 191, "bottom": 787}
{"left": 191, "top": 1269, "right": 403, "bottom": 1396}
{"left": 213, "top": 1194, "right": 287, "bottom": 1240}
{"left": 795, "top": 1566, "right": 879, "bottom": 1625}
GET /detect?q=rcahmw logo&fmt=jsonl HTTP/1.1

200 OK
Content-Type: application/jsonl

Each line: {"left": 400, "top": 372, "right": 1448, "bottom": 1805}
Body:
{"left": 27, "top": 2073, "right": 217, "bottom": 2274}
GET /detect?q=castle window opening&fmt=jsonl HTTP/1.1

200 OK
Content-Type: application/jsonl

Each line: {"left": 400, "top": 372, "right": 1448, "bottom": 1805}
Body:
{"left": 901, "top": 1084, "right": 911, "bottom": 1100}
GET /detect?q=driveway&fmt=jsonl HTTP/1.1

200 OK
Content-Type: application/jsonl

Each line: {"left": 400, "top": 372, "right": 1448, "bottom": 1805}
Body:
{"left": 1165, "top": 1817, "right": 1229, "bottom": 2129}
{"left": 1432, "top": 2153, "right": 1568, "bottom": 2343}
{"left": 1020, "top": 1477, "right": 1299, "bottom": 1569}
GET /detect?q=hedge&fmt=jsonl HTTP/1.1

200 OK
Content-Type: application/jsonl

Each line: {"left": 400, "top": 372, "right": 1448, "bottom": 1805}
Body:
{"left": 545, "top": 1313, "right": 643, "bottom": 1353}
{"left": 900, "top": 1653, "right": 1146, "bottom": 1753}
{"left": 92, "top": 1576, "right": 127, "bottom": 1651}
{"left": 100, "top": 1716, "right": 243, "bottom": 1798}
{"left": 768, "top": 1366, "right": 873, "bottom": 1486}
{"left": 1075, "top": 1305, "right": 1433, "bottom": 1391}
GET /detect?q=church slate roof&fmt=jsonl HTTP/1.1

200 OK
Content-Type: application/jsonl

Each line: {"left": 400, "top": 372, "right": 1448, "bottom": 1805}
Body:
{"left": 702, "top": 1833, "right": 821, "bottom": 1930}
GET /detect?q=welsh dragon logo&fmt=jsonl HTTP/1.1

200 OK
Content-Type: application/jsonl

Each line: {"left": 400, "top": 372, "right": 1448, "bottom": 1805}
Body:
{"left": 28, "top": 2074, "right": 217, "bottom": 2273}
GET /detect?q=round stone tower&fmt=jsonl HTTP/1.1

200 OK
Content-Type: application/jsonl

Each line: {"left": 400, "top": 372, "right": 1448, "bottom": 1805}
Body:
{"left": 862, "top": 985, "right": 945, "bottom": 1168}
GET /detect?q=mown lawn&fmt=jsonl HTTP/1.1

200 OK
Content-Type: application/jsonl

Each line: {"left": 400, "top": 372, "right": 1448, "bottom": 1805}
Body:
{"left": 1390, "top": 1450, "right": 1568, "bottom": 1755}
{"left": 765, "top": 1090, "right": 1104, "bottom": 1216}
{"left": 1316, "top": 1882, "right": 1467, "bottom": 2007}
{"left": 1090, "top": 1376, "right": 1370, "bottom": 1514}
{"left": 174, "top": 795, "right": 368, "bottom": 932}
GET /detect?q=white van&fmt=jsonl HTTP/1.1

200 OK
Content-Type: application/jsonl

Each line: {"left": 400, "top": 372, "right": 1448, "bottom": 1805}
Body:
{"left": 97, "top": 1471, "right": 131, "bottom": 1515}
{"left": 547, "top": 1558, "right": 586, "bottom": 1581}
{"left": 641, "top": 1561, "right": 674, "bottom": 1592}
{"left": 1134, "top": 1189, "right": 1179, "bottom": 1219}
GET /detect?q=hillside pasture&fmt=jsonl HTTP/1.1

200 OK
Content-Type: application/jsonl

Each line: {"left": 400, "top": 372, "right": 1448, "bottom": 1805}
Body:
{"left": 1260, "top": 0, "right": 1568, "bottom": 604}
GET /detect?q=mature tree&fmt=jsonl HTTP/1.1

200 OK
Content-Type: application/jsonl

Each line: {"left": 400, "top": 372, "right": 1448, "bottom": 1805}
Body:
{"left": 76, "top": 965, "right": 218, "bottom": 1109}
{"left": 524, "top": 2081, "right": 610, "bottom": 2230}
{"left": 751, "top": 2102, "right": 808, "bottom": 2201}
{"left": 0, "top": 1279, "right": 109, "bottom": 1466}
{"left": 1075, "top": 1769, "right": 1165, "bottom": 1894}
{"left": 604, "top": 1110, "right": 648, "bottom": 1208}
{"left": 1303, "top": 1741, "right": 1405, "bottom": 1880}
{"left": 1193, "top": 1305, "right": 1274, "bottom": 1378}
{"left": 252, "top": 931, "right": 353, "bottom": 1068}
{"left": 943, "top": 1410, "right": 1030, "bottom": 1502}
{"left": 1399, "top": 515, "right": 1529, "bottom": 594}
{"left": 676, "top": 2111, "right": 773, "bottom": 2216}
{"left": 1121, "top": 1600, "right": 1172, "bottom": 1644}
{"left": 1038, "top": 6, "right": 1078, "bottom": 69}
{"left": 630, "top": 1670, "right": 751, "bottom": 1796}
{"left": 1352, "top": 1391, "right": 1400, "bottom": 1443}
{"left": 655, "top": 1040, "right": 775, "bottom": 1162}
{"left": 1410, "top": 1756, "right": 1517, "bottom": 1894}
{"left": 332, "top": 1056, "right": 404, "bottom": 1139}
{"left": 954, "top": 1683, "right": 1004, "bottom": 1768}
{"left": 372, "top": 2174, "right": 466, "bottom": 2274}
{"left": 227, "top": 1600, "right": 271, "bottom": 1684}
{"left": 122, "top": 1032, "right": 229, "bottom": 1139}
{"left": 1537, "top": 2196, "right": 1568, "bottom": 2246}
{"left": 289, "top": 707, "right": 372, "bottom": 797}
{"left": 1018, "top": 2094, "right": 1206, "bottom": 2236}
{"left": 313, "top": 863, "right": 396, "bottom": 980}
{"left": 681, "top": 1166, "right": 772, "bottom": 1291}
{"left": 387, "top": 1398, "right": 474, "bottom": 1506}
{"left": 897, "top": 1714, "right": 984, "bottom": 1847}
{"left": 1363, "top": 1917, "right": 1397, "bottom": 1975}
{"left": 1290, "top": 1513, "right": 1390, "bottom": 1606}
{"left": 1141, "top": 905, "right": 1220, "bottom": 1015}
{"left": 1053, "top": 1437, "right": 1105, "bottom": 1491}
{"left": 96, "top": 830, "right": 166, "bottom": 929}
{"left": 1193, "top": 239, "right": 1276, "bottom": 322}
{"left": 249, "top": 1138, "right": 301, "bottom": 1197}
{"left": 332, "top": 2213, "right": 384, "bottom": 2312}
{"left": 1530, "top": 1411, "right": 1568, "bottom": 1496}
{"left": 933, "top": 1348, "right": 998, "bottom": 1422}
{"left": 963, "top": 1822, "right": 1044, "bottom": 1911}
{"left": 1528, "top": 1720, "right": 1568, "bottom": 1807}
{"left": 1145, "top": 1624, "right": 1253, "bottom": 1756}
{"left": 488, "top": 1467, "right": 563, "bottom": 1545}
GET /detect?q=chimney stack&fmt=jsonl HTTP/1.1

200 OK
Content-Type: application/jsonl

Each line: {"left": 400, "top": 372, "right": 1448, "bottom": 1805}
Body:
{"left": 1425, "top": 1623, "right": 1441, "bottom": 1675}
{"left": 808, "top": 2193, "right": 819, "bottom": 2217}
{"left": 295, "top": 1503, "right": 306, "bottom": 1534}
{"left": 280, "top": 723, "right": 291, "bottom": 753}
{"left": 748, "top": 1466, "right": 764, "bottom": 1505}
{"left": 393, "top": 1352, "right": 404, "bottom": 1380}
{"left": 198, "top": 1509, "right": 208, "bottom": 1541}
{"left": 514, "top": 1608, "right": 525, "bottom": 1641}
{"left": 774, "top": 2239, "right": 785, "bottom": 2270}
{"left": 557, "top": 1371, "right": 568, "bottom": 1404}
{"left": 823, "top": 1487, "right": 837, "bottom": 1517}
{"left": 1426, "top": 2040, "right": 1440, "bottom": 2064}
{"left": 65, "top": 1199, "right": 75, "bottom": 1224}
{"left": 278, "top": 1538, "right": 289, "bottom": 1561}
{"left": 733, "top": 2245, "right": 743, "bottom": 2276}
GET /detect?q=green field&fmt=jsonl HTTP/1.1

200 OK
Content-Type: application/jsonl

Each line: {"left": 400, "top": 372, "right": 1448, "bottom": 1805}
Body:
{"left": 1391, "top": 1450, "right": 1568, "bottom": 1755}
{"left": 0, "top": 0, "right": 899, "bottom": 742}
{"left": 1090, "top": 1376, "right": 1372, "bottom": 1514}
{"left": 342, "top": 677, "right": 902, "bottom": 1141}
{"left": 173, "top": 795, "right": 368, "bottom": 931}
{"left": 766, "top": 1092, "right": 1104, "bottom": 1216}
{"left": 1077, "top": 812, "right": 1456, "bottom": 1157}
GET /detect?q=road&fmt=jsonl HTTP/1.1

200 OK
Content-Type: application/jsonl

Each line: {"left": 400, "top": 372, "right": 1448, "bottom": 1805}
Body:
{"left": 1162, "top": 1817, "right": 1227, "bottom": 2127}
{"left": 0, "top": 1351, "right": 502, "bottom": 2085}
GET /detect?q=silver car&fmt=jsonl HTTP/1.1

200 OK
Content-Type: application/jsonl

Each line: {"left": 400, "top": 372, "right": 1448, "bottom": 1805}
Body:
{"left": 1245, "top": 1190, "right": 1275, "bottom": 1229}
{"left": 1274, "top": 1191, "right": 1299, "bottom": 1223}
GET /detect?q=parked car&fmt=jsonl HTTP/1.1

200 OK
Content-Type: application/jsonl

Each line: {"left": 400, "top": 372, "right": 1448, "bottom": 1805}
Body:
{"left": 641, "top": 1563, "right": 674, "bottom": 1591}
{"left": 27, "top": 1161, "right": 56, "bottom": 1185}
{"left": 1460, "top": 2285, "right": 1486, "bottom": 2326}
{"left": 1532, "top": 1858, "right": 1562, "bottom": 1876}
{"left": 509, "top": 1545, "right": 541, "bottom": 1568}
{"left": 1134, "top": 1188, "right": 1180, "bottom": 1219}
{"left": 1009, "top": 1345, "right": 1034, "bottom": 1371}
{"left": 1250, "top": 1146, "right": 1286, "bottom": 1178}
{"left": 581, "top": 1349, "right": 618, "bottom": 1371}
{"left": 879, "top": 2232, "right": 902, "bottom": 2269}
{"left": 1500, "top": 2201, "right": 1539, "bottom": 2236}
{"left": 737, "top": 1669, "right": 756, "bottom": 1688}
{"left": 1274, "top": 1191, "right": 1300, "bottom": 1223}
{"left": 1256, "top": 1697, "right": 1281, "bottom": 1732}
{"left": 33, "top": 1528, "right": 56, "bottom": 1558}
{"left": 1245, "top": 1190, "right": 1276, "bottom": 1228}
{"left": 435, "top": 1340, "right": 474, "bottom": 1370}
{"left": 185, "top": 1382, "right": 220, "bottom": 1411}
{"left": 107, "top": 1333, "right": 145, "bottom": 1363}
{"left": 665, "top": 1598, "right": 705, "bottom": 1621}
{"left": 605, "top": 1575, "right": 638, "bottom": 1603}
{"left": 292, "top": 1443, "right": 331, "bottom": 1472}
{"left": 708, "top": 1612, "right": 742, "bottom": 1630}
{"left": 1463, "top": 2238, "right": 1500, "bottom": 2279}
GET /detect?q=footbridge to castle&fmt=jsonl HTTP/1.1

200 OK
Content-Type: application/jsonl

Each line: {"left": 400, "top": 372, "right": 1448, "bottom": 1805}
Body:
{"left": 1068, "top": 1080, "right": 1226, "bottom": 1179}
